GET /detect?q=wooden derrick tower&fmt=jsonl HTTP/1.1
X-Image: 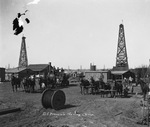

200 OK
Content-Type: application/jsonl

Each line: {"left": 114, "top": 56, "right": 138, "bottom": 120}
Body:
{"left": 18, "top": 36, "right": 28, "bottom": 68}
{"left": 113, "top": 24, "right": 129, "bottom": 71}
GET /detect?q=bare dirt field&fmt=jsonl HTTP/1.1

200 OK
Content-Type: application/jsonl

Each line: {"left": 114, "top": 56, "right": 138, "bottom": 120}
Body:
{"left": 0, "top": 82, "right": 147, "bottom": 127}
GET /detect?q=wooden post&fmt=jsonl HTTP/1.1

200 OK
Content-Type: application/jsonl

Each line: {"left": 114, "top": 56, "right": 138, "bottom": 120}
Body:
{"left": 148, "top": 76, "right": 150, "bottom": 127}
{"left": 148, "top": 104, "right": 149, "bottom": 127}
{"left": 147, "top": 93, "right": 150, "bottom": 127}
{"left": 0, "top": 107, "right": 21, "bottom": 115}
{"left": 142, "top": 100, "right": 144, "bottom": 123}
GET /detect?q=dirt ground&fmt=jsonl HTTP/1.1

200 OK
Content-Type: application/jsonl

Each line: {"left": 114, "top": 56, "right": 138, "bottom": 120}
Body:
{"left": 0, "top": 82, "right": 147, "bottom": 127}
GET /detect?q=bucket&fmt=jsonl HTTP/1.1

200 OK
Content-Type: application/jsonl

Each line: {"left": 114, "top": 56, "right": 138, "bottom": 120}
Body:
{"left": 41, "top": 89, "right": 66, "bottom": 110}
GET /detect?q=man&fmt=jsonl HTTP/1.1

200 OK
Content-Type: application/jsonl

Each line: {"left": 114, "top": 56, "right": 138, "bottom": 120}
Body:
{"left": 80, "top": 77, "right": 85, "bottom": 94}
{"left": 29, "top": 75, "right": 35, "bottom": 93}
{"left": 129, "top": 76, "right": 134, "bottom": 93}
{"left": 11, "top": 73, "right": 16, "bottom": 92}
{"left": 122, "top": 78, "right": 129, "bottom": 97}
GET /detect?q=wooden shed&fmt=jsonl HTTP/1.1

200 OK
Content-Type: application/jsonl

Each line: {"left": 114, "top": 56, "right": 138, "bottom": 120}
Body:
{"left": 111, "top": 70, "right": 135, "bottom": 82}
{"left": 84, "top": 70, "right": 111, "bottom": 83}
{"left": 5, "top": 67, "right": 33, "bottom": 81}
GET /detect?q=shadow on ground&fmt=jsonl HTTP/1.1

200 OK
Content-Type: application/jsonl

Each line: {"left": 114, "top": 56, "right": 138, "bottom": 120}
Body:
{"left": 61, "top": 104, "right": 78, "bottom": 110}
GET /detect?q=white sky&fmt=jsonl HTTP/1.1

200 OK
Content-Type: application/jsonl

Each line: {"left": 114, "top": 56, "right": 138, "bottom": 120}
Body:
{"left": 0, "top": 0, "right": 150, "bottom": 69}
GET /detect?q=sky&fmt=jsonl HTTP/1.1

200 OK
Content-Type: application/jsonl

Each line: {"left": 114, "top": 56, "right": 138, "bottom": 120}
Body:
{"left": 0, "top": 0, "right": 150, "bottom": 69}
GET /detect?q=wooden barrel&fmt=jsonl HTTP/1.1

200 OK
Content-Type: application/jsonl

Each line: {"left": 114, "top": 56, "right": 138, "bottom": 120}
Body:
{"left": 41, "top": 89, "right": 66, "bottom": 110}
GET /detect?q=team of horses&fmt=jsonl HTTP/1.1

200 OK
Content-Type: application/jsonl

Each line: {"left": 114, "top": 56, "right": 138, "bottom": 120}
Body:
{"left": 80, "top": 78, "right": 128, "bottom": 97}
{"left": 80, "top": 77, "right": 135, "bottom": 98}
{"left": 11, "top": 74, "right": 69, "bottom": 93}
{"left": 80, "top": 77, "right": 150, "bottom": 100}
{"left": 11, "top": 75, "right": 36, "bottom": 93}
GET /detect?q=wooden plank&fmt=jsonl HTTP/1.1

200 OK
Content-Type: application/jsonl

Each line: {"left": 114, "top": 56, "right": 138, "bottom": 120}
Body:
{"left": 99, "top": 89, "right": 116, "bottom": 92}
{"left": 114, "top": 111, "right": 123, "bottom": 116}
{"left": 0, "top": 107, "right": 21, "bottom": 115}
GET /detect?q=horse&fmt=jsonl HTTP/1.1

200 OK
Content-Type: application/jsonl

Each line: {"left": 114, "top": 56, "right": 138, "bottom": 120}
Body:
{"left": 15, "top": 77, "right": 21, "bottom": 90}
{"left": 138, "top": 79, "right": 150, "bottom": 101}
{"left": 29, "top": 77, "right": 35, "bottom": 93}
{"left": 11, "top": 75, "right": 17, "bottom": 92}
{"left": 22, "top": 76, "right": 35, "bottom": 93}
{"left": 115, "top": 81, "right": 123, "bottom": 97}
{"left": 11, "top": 75, "right": 21, "bottom": 92}
{"left": 22, "top": 77, "right": 28, "bottom": 92}
{"left": 39, "top": 76, "right": 47, "bottom": 89}
{"left": 101, "top": 82, "right": 111, "bottom": 97}
{"left": 80, "top": 79, "right": 90, "bottom": 95}
{"left": 91, "top": 80, "right": 100, "bottom": 94}
{"left": 90, "top": 77, "right": 100, "bottom": 94}
{"left": 61, "top": 74, "right": 69, "bottom": 87}
{"left": 91, "top": 79, "right": 111, "bottom": 97}
{"left": 109, "top": 81, "right": 116, "bottom": 98}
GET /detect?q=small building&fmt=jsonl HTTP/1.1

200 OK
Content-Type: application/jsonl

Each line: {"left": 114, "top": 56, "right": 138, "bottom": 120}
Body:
{"left": 84, "top": 70, "right": 111, "bottom": 83}
{"left": 111, "top": 70, "right": 135, "bottom": 82}
{"left": 90, "top": 63, "right": 96, "bottom": 71}
{"left": 5, "top": 67, "right": 33, "bottom": 81}
{"left": 0, "top": 68, "right": 5, "bottom": 82}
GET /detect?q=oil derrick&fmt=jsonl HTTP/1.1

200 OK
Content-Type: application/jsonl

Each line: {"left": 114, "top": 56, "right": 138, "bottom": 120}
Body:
{"left": 113, "top": 23, "right": 129, "bottom": 71}
{"left": 18, "top": 36, "right": 28, "bottom": 68}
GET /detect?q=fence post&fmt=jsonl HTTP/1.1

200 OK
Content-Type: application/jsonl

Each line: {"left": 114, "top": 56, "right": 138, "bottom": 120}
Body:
{"left": 147, "top": 93, "right": 150, "bottom": 127}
